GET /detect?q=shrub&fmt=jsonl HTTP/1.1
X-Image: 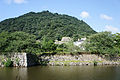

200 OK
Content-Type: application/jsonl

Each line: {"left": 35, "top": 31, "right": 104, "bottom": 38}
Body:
{"left": 4, "top": 58, "right": 13, "bottom": 67}
{"left": 93, "top": 60, "right": 98, "bottom": 66}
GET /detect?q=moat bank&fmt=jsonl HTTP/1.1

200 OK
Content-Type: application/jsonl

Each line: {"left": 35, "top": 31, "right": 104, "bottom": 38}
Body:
{"left": 39, "top": 54, "right": 120, "bottom": 66}
{"left": 0, "top": 53, "right": 120, "bottom": 67}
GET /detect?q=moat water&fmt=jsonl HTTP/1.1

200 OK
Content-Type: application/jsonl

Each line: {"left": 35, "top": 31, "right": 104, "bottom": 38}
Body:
{"left": 0, "top": 66, "right": 120, "bottom": 80}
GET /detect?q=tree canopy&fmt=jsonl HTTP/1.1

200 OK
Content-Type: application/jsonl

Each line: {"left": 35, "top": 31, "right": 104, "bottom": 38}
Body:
{"left": 83, "top": 32, "right": 120, "bottom": 54}
{"left": 0, "top": 31, "right": 41, "bottom": 54}
{"left": 0, "top": 11, "right": 96, "bottom": 40}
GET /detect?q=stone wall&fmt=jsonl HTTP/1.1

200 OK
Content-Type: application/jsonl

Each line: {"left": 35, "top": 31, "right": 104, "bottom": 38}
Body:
{"left": 12, "top": 53, "right": 27, "bottom": 67}
{"left": 0, "top": 53, "right": 38, "bottom": 67}
{"left": 39, "top": 54, "right": 120, "bottom": 66}
{"left": 1, "top": 53, "right": 120, "bottom": 67}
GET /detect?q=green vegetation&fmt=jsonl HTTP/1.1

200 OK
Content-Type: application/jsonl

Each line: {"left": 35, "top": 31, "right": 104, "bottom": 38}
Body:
{"left": 93, "top": 60, "right": 98, "bottom": 66}
{"left": 0, "top": 11, "right": 96, "bottom": 41}
{"left": 0, "top": 31, "right": 120, "bottom": 55}
{"left": 0, "top": 31, "right": 41, "bottom": 54}
{"left": 83, "top": 31, "right": 120, "bottom": 55}
{"left": 2, "top": 58, "right": 13, "bottom": 67}
{"left": 0, "top": 31, "right": 59, "bottom": 55}
{"left": 114, "top": 33, "right": 120, "bottom": 53}
{"left": 41, "top": 37, "right": 57, "bottom": 53}
{"left": 0, "top": 11, "right": 120, "bottom": 55}
{"left": 55, "top": 41, "right": 82, "bottom": 54}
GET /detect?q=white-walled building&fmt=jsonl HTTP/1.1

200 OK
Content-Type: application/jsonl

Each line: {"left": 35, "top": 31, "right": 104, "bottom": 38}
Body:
{"left": 73, "top": 38, "right": 86, "bottom": 50}
{"left": 55, "top": 37, "right": 72, "bottom": 44}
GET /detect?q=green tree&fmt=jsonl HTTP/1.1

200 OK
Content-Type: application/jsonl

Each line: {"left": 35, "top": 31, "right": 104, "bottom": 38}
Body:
{"left": 114, "top": 33, "right": 120, "bottom": 54}
{"left": 0, "top": 11, "right": 96, "bottom": 41}
{"left": 0, "top": 31, "right": 41, "bottom": 54}
{"left": 56, "top": 43, "right": 67, "bottom": 52}
{"left": 83, "top": 31, "right": 117, "bottom": 54}
{"left": 0, "top": 32, "right": 9, "bottom": 53}
{"left": 65, "top": 41, "right": 81, "bottom": 53}
{"left": 41, "top": 37, "right": 57, "bottom": 52}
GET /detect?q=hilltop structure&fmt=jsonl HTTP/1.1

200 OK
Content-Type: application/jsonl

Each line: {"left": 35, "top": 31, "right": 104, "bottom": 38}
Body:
{"left": 55, "top": 37, "right": 72, "bottom": 44}
{"left": 55, "top": 37, "right": 86, "bottom": 47}
{"left": 73, "top": 38, "right": 86, "bottom": 47}
{"left": 73, "top": 37, "right": 86, "bottom": 50}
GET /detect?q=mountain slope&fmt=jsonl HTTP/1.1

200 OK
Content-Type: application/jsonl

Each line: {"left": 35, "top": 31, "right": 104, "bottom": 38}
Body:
{"left": 0, "top": 11, "right": 96, "bottom": 40}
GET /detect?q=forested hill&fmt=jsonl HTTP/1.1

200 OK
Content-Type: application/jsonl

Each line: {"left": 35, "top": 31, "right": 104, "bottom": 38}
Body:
{"left": 0, "top": 11, "right": 96, "bottom": 40}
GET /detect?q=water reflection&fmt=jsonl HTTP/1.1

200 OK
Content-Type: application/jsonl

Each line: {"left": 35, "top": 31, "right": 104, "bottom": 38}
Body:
{"left": 0, "top": 67, "right": 28, "bottom": 80}
{"left": 0, "top": 66, "right": 120, "bottom": 80}
{"left": 27, "top": 66, "right": 120, "bottom": 80}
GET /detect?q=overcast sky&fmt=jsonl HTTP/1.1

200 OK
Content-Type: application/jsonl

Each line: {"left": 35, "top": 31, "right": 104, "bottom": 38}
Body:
{"left": 0, "top": 0, "right": 120, "bottom": 33}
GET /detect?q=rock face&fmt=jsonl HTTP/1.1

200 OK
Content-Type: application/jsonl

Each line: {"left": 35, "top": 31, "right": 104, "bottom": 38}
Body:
{"left": 12, "top": 53, "right": 27, "bottom": 67}
{"left": 0, "top": 53, "right": 38, "bottom": 67}
{"left": 13, "top": 53, "right": 38, "bottom": 67}
{"left": 39, "top": 54, "right": 120, "bottom": 66}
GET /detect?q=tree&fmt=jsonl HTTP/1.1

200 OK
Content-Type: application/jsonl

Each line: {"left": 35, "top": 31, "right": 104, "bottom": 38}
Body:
{"left": 0, "top": 11, "right": 96, "bottom": 41}
{"left": 56, "top": 40, "right": 81, "bottom": 53}
{"left": 114, "top": 33, "right": 120, "bottom": 54}
{"left": 83, "top": 31, "right": 118, "bottom": 54}
{"left": 0, "top": 31, "right": 41, "bottom": 54}
{"left": 114, "top": 33, "right": 120, "bottom": 47}
{"left": 41, "top": 37, "right": 57, "bottom": 52}
{"left": 56, "top": 43, "right": 67, "bottom": 52}
{"left": 65, "top": 41, "right": 82, "bottom": 53}
{"left": 0, "top": 32, "right": 9, "bottom": 53}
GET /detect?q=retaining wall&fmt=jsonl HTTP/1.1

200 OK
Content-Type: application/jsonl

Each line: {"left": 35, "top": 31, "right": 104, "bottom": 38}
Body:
{"left": 1, "top": 53, "right": 120, "bottom": 67}
{"left": 0, "top": 53, "right": 38, "bottom": 67}
{"left": 39, "top": 54, "right": 120, "bottom": 66}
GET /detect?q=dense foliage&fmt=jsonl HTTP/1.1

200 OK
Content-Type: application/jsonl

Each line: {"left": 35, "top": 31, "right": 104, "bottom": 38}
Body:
{"left": 114, "top": 33, "right": 120, "bottom": 53}
{"left": 0, "top": 31, "right": 120, "bottom": 55}
{"left": 0, "top": 11, "right": 96, "bottom": 40}
{"left": 83, "top": 32, "right": 120, "bottom": 54}
{"left": 114, "top": 33, "right": 120, "bottom": 48}
{"left": 0, "top": 31, "right": 41, "bottom": 54}
{"left": 0, "top": 31, "right": 58, "bottom": 54}
{"left": 1, "top": 11, "right": 119, "bottom": 55}
{"left": 41, "top": 37, "right": 57, "bottom": 52}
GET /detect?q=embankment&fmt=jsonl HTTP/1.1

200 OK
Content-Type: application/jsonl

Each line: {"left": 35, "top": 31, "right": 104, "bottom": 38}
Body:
{"left": 0, "top": 53, "right": 120, "bottom": 67}
{"left": 39, "top": 54, "right": 120, "bottom": 66}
